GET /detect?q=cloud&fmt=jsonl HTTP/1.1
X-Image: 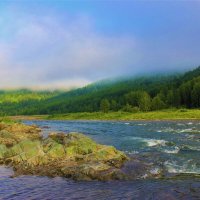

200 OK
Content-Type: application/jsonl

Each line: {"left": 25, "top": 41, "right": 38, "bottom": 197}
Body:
{"left": 0, "top": 3, "right": 200, "bottom": 90}
{"left": 0, "top": 9, "right": 139, "bottom": 89}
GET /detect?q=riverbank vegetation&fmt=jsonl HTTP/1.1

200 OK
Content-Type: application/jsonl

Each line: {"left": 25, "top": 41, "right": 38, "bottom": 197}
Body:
{"left": 46, "top": 109, "right": 200, "bottom": 121}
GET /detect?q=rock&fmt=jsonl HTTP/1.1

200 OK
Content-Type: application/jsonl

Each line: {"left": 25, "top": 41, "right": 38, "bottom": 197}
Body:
{"left": 0, "top": 144, "right": 7, "bottom": 162}
{"left": 0, "top": 122, "right": 42, "bottom": 148}
{"left": 0, "top": 122, "right": 128, "bottom": 181}
{"left": 0, "top": 130, "right": 17, "bottom": 147}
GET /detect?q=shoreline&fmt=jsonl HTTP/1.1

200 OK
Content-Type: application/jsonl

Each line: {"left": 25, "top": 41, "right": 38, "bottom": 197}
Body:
{"left": 8, "top": 109, "right": 200, "bottom": 121}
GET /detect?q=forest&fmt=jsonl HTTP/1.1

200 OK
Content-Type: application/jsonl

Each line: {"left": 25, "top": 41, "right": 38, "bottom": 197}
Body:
{"left": 0, "top": 66, "right": 200, "bottom": 116}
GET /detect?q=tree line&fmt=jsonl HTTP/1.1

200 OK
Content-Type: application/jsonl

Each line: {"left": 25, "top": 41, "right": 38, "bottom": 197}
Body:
{"left": 0, "top": 66, "right": 200, "bottom": 115}
{"left": 100, "top": 75, "right": 200, "bottom": 113}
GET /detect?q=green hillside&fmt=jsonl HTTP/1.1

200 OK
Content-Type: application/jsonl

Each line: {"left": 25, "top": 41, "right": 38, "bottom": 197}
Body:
{"left": 0, "top": 66, "right": 200, "bottom": 116}
{"left": 0, "top": 90, "right": 60, "bottom": 115}
{"left": 0, "top": 89, "right": 60, "bottom": 103}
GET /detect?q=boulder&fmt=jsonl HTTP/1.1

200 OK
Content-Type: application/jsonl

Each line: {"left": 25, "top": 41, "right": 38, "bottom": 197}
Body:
{"left": 0, "top": 122, "right": 128, "bottom": 181}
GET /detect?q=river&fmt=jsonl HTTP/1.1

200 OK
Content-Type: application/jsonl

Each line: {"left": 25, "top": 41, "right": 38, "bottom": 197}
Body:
{"left": 0, "top": 120, "right": 200, "bottom": 199}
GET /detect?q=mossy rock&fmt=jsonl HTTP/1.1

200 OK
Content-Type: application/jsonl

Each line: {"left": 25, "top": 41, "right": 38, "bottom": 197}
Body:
{"left": 0, "top": 144, "right": 7, "bottom": 159}
{"left": 43, "top": 137, "right": 66, "bottom": 158}
{"left": 64, "top": 133, "right": 98, "bottom": 155}
{"left": 0, "top": 122, "right": 129, "bottom": 181}
{"left": 0, "top": 122, "right": 42, "bottom": 142}
{"left": 86, "top": 145, "right": 128, "bottom": 167}
{"left": 0, "top": 130, "right": 17, "bottom": 147}
{"left": 49, "top": 132, "right": 98, "bottom": 156}
{"left": 4, "top": 140, "right": 44, "bottom": 166}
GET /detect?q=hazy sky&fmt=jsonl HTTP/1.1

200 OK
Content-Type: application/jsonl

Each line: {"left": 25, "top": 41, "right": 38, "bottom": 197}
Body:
{"left": 0, "top": 0, "right": 200, "bottom": 89}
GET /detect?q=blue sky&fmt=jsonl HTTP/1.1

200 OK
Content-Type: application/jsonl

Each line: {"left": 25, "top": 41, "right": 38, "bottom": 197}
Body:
{"left": 0, "top": 0, "right": 200, "bottom": 89}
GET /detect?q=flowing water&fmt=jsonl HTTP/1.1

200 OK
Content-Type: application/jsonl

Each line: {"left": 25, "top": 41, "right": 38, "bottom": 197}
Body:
{"left": 0, "top": 120, "right": 200, "bottom": 199}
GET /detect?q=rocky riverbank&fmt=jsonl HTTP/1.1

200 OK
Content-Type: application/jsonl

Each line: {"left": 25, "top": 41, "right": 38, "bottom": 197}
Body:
{"left": 0, "top": 122, "right": 128, "bottom": 181}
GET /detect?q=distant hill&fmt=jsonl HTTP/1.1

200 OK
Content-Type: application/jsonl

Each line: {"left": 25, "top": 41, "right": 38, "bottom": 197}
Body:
{"left": 0, "top": 66, "right": 200, "bottom": 115}
{"left": 0, "top": 90, "right": 60, "bottom": 115}
{"left": 0, "top": 89, "right": 60, "bottom": 103}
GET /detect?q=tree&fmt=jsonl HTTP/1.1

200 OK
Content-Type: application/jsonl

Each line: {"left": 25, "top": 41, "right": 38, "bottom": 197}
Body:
{"left": 179, "top": 82, "right": 192, "bottom": 107}
{"left": 191, "top": 82, "right": 200, "bottom": 107}
{"left": 122, "top": 103, "right": 133, "bottom": 112}
{"left": 151, "top": 95, "right": 165, "bottom": 110}
{"left": 157, "top": 90, "right": 167, "bottom": 103}
{"left": 110, "top": 100, "right": 118, "bottom": 111}
{"left": 138, "top": 91, "right": 151, "bottom": 111}
{"left": 167, "top": 89, "right": 180, "bottom": 108}
{"left": 100, "top": 99, "right": 110, "bottom": 113}
{"left": 124, "top": 91, "right": 142, "bottom": 107}
{"left": 122, "top": 104, "right": 139, "bottom": 112}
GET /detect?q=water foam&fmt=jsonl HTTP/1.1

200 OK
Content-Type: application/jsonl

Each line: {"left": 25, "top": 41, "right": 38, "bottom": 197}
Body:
{"left": 142, "top": 138, "right": 167, "bottom": 147}
{"left": 150, "top": 167, "right": 161, "bottom": 175}
{"left": 137, "top": 123, "right": 147, "bottom": 126}
{"left": 180, "top": 145, "right": 200, "bottom": 152}
{"left": 177, "top": 123, "right": 185, "bottom": 126}
{"left": 157, "top": 128, "right": 200, "bottom": 134}
{"left": 164, "top": 160, "right": 200, "bottom": 174}
{"left": 124, "top": 150, "right": 139, "bottom": 155}
{"left": 126, "top": 136, "right": 168, "bottom": 147}
{"left": 163, "top": 146, "right": 180, "bottom": 154}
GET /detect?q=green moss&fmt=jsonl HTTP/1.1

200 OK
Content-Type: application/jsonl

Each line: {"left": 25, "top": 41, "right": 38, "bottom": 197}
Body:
{"left": 0, "top": 144, "right": 7, "bottom": 159}
{"left": 0, "top": 122, "right": 128, "bottom": 180}
{"left": 65, "top": 133, "right": 97, "bottom": 155}
{"left": 4, "top": 140, "right": 42, "bottom": 160}
{"left": 46, "top": 143, "right": 65, "bottom": 158}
